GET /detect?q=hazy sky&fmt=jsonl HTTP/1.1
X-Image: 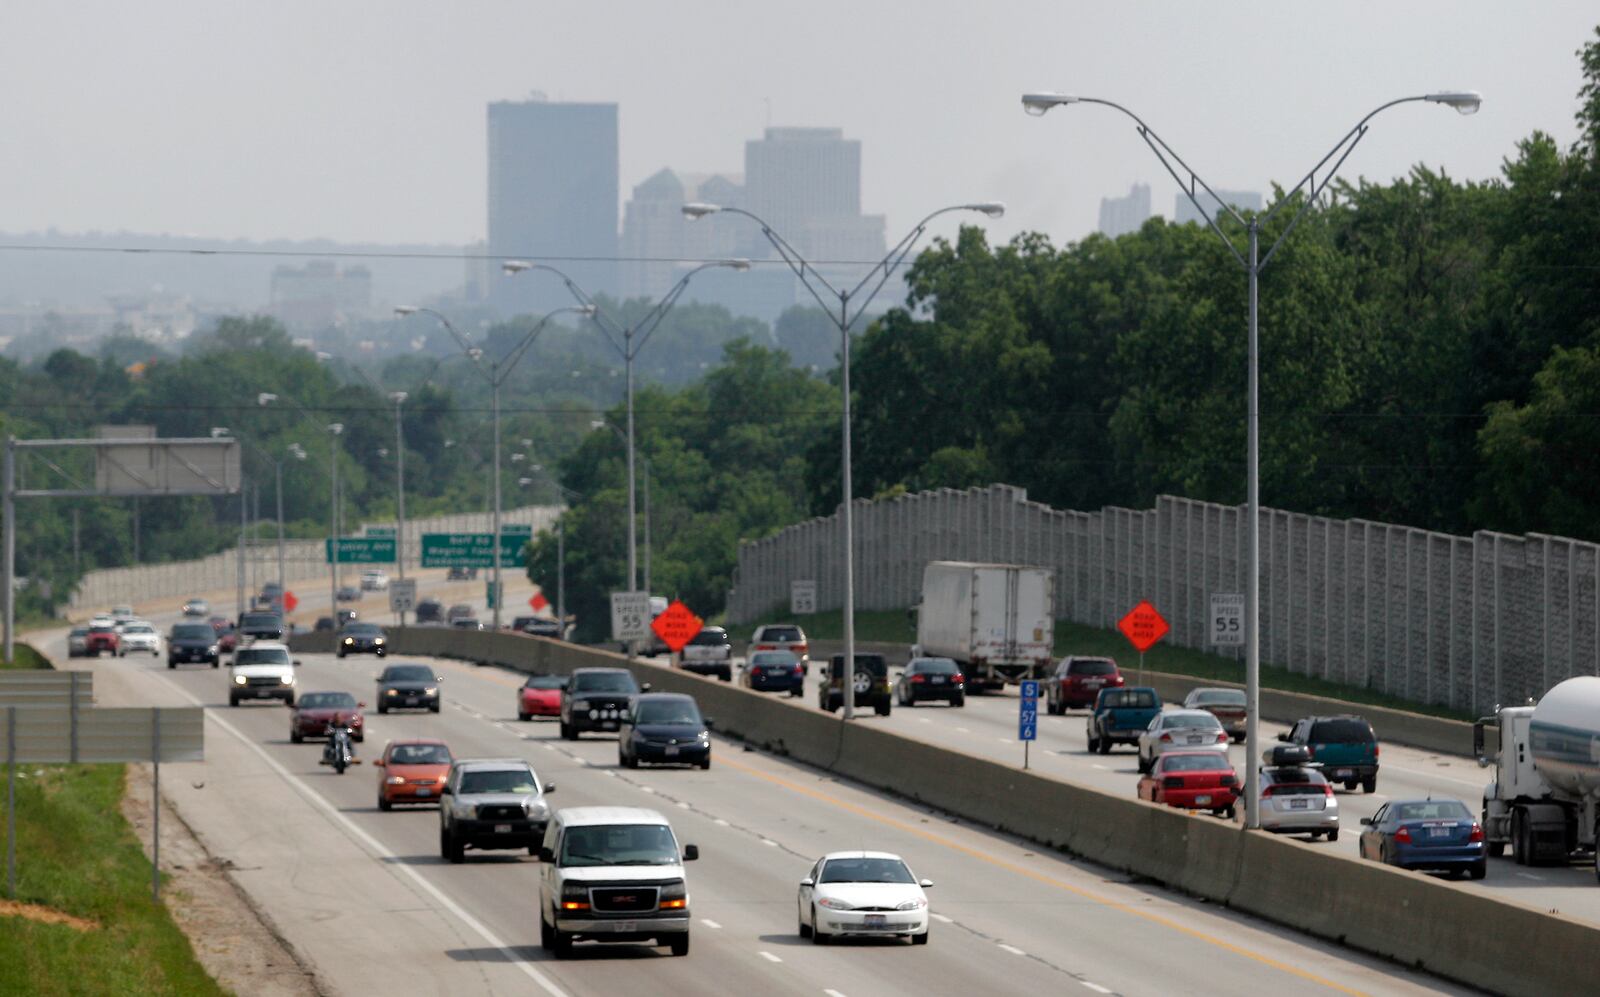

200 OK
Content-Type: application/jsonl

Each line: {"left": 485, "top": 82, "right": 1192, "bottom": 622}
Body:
{"left": 3, "top": 2, "right": 1595, "bottom": 256}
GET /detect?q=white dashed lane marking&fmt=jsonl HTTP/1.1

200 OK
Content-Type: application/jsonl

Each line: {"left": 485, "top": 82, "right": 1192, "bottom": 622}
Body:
{"left": 699, "top": 918, "right": 722, "bottom": 929}
{"left": 758, "top": 950, "right": 783, "bottom": 963}
{"left": 998, "top": 943, "right": 1026, "bottom": 956}
{"left": 1081, "top": 983, "right": 1113, "bottom": 994}
{"left": 930, "top": 913, "right": 953, "bottom": 923}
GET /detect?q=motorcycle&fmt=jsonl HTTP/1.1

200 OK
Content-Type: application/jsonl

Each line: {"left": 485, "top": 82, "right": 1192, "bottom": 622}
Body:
{"left": 320, "top": 722, "right": 359, "bottom": 774}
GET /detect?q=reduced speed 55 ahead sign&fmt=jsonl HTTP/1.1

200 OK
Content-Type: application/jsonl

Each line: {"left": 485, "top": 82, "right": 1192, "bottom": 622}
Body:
{"left": 1210, "top": 593, "right": 1245, "bottom": 646}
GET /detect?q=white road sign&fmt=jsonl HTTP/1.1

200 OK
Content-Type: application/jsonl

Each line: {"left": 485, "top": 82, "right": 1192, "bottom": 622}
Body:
{"left": 388, "top": 578, "right": 418, "bottom": 614}
{"left": 1210, "top": 593, "right": 1245, "bottom": 646}
{"left": 790, "top": 579, "right": 817, "bottom": 616}
{"left": 610, "top": 591, "right": 653, "bottom": 643}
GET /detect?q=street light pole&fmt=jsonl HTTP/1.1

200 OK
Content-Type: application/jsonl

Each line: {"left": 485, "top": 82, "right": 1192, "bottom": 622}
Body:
{"left": 396, "top": 304, "right": 593, "bottom": 631}
{"left": 502, "top": 258, "right": 747, "bottom": 631}
{"left": 393, "top": 392, "right": 408, "bottom": 623}
{"left": 1021, "top": 88, "right": 1481, "bottom": 828}
{"left": 682, "top": 200, "right": 1005, "bottom": 720}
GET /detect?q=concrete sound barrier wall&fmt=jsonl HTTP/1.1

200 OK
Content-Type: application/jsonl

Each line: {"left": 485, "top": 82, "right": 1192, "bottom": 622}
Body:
{"left": 339, "top": 628, "right": 1593, "bottom": 996}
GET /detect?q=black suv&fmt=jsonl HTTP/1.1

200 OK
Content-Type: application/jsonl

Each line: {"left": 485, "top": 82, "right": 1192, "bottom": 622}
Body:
{"left": 820, "top": 653, "right": 892, "bottom": 716}
{"left": 237, "top": 611, "right": 285, "bottom": 643}
{"left": 560, "top": 668, "right": 644, "bottom": 740}
{"left": 168, "top": 621, "right": 220, "bottom": 668}
{"left": 414, "top": 598, "right": 444, "bottom": 624}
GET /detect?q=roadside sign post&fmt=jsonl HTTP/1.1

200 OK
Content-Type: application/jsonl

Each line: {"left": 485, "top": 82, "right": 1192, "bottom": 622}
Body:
{"left": 790, "top": 580, "right": 817, "bottom": 616}
{"left": 1210, "top": 593, "right": 1245, "bottom": 648}
{"left": 1019, "top": 680, "right": 1038, "bottom": 770}
{"left": 610, "top": 591, "right": 652, "bottom": 658}
{"left": 388, "top": 578, "right": 417, "bottom": 616}
{"left": 1117, "top": 601, "right": 1170, "bottom": 685}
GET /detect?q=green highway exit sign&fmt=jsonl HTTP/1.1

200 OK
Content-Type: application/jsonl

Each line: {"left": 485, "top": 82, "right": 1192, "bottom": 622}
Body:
{"left": 324, "top": 537, "right": 397, "bottom": 564}
{"left": 420, "top": 531, "right": 531, "bottom": 568}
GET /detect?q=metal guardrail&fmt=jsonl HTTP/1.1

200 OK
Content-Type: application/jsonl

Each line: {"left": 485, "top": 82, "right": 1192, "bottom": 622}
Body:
{"left": 0, "top": 671, "right": 94, "bottom": 709}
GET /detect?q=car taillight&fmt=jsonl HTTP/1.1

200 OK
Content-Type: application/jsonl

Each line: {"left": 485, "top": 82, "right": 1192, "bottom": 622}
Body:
{"left": 1159, "top": 733, "right": 1172, "bottom": 742}
{"left": 1374, "top": 744, "right": 1381, "bottom": 758}
{"left": 1323, "top": 784, "right": 1335, "bottom": 797}
{"left": 1110, "top": 676, "right": 1124, "bottom": 687}
{"left": 912, "top": 675, "right": 926, "bottom": 684}
{"left": 792, "top": 644, "right": 807, "bottom": 655}
{"left": 1469, "top": 823, "right": 1484, "bottom": 842}
{"left": 1260, "top": 786, "right": 1275, "bottom": 799}
{"left": 952, "top": 674, "right": 963, "bottom": 684}
{"left": 753, "top": 644, "right": 774, "bottom": 651}
{"left": 1395, "top": 827, "right": 1412, "bottom": 843}
{"left": 1162, "top": 776, "right": 1184, "bottom": 788}
{"left": 1215, "top": 732, "right": 1228, "bottom": 743}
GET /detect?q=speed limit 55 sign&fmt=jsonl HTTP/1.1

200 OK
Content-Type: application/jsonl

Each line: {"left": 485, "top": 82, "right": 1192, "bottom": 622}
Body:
{"left": 1210, "top": 593, "right": 1245, "bottom": 646}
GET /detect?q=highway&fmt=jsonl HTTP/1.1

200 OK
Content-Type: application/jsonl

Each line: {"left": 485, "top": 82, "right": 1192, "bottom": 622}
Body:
{"left": 698, "top": 653, "right": 1600, "bottom": 926}
{"left": 28, "top": 618, "right": 1464, "bottom": 996}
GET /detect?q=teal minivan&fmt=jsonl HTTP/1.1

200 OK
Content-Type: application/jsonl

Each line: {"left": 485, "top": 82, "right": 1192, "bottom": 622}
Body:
{"left": 1280, "top": 715, "right": 1379, "bottom": 793}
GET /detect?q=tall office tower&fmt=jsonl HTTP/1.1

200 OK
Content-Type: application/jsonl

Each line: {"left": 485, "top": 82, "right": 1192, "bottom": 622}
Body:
{"left": 487, "top": 93, "right": 618, "bottom": 316}
{"left": 1098, "top": 183, "right": 1151, "bottom": 238}
{"left": 1174, "top": 188, "right": 1263, "bottom": 225}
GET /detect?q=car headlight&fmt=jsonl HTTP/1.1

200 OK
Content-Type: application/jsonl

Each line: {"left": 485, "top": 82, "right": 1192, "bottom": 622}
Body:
{"left": 697, "top": 731, "right": 710, "bottom": 741}
{"left": 386, "top": 689, "right": 398, "bottom": 696}
{"left": 816, "top": 897, "right": 854, "bottom": 910}
{"left": 233, "top": 675, "right": 246, "bottom": 685}
{"left": 526, "top": 799, "right": 549, "bottom": 817}
{"left": 280, "top": 675, "right": 294, "bottom": 685}
{"left": 343, "top": 637, "right": 354, "bottom": 644}
{"left": 207, "top": 645, "right": 218, "bottom": 654}
{"left": 373, "top": 637, "right": 385, "bottom": 644}
{"left": 385, "top": 776, "right": 406, "bottom": 785}
{"left": 424, "top": 687, "right": 437, "bottom": 696}
{"left": 896, "top": 899, "right": 928, "bottom": 910}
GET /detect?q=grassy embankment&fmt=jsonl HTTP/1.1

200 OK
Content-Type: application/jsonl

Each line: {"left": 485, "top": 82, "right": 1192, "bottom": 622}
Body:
{"left": 775, "top": 609, "right": 1471, "bottom": 721}
{"left": 0, "top": 644, "right": 225, "bottom": 996}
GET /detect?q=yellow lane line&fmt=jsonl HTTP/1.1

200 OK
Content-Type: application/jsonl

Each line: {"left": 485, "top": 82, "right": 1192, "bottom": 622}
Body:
{"left": 716, "top": 752, "right": 1367, "bottom": 996}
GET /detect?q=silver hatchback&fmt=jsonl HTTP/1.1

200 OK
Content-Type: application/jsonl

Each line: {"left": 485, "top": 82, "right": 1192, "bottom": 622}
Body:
{"left": 1257, "top": 766, "right": 1341, "bottom": 841}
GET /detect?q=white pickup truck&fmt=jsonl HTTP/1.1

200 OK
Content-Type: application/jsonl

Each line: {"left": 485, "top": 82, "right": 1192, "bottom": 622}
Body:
{"left": 229, "top": 641, "right": 299, "bottom": 707}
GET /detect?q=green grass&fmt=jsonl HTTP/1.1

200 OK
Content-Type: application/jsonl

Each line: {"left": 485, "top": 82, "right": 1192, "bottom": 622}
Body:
{"left": 0, "top": 764, "right": 227, "bottom": 996}
{"left": 765, "top": 609, "right": 1471, "bottom": 721}
{"left": 2, "top": 643, "right": 52, "bottom": 670}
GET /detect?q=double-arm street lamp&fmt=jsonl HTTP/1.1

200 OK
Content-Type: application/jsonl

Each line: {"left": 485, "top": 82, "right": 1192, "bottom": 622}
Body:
{"left": 395, "top": 304, "right": 594, "bottom": 630}
{"left": 1021, "top": 88, "right": 1480, "bottom": 828}
{"left": 258, "top": 392, "right": 344, "bottom": 622}
{"left": 682, "top": 199, "right": 1005, "bottom": 718}
{"left": 343, "top": 361, "right": 412, "bottom": 621}
{"left": 501, "top": 259, "right": 746, "bottom": 653}
{"left": 211, "top": 429, "right": 306, "bottom": 616}
{"left": 521, "top": 467, "right": 580, "bottom": 633}
{"left": 588, "top": 420, "right": 654, "bottom": 593}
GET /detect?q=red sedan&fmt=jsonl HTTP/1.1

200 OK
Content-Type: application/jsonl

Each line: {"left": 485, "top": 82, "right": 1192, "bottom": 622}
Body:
{"left": 289, "top": 691, "right": 365, "bottom": 743}
{"left": 1137, "top": 750, "right": 1239, "bottom": 818}
{"left": 517, "top": 674, "right": 567, "bottom": 721}
{"left": 85, "top": 625, "right": 121, "bottom": 656}
{"left": 375, "top": 739, "right": 452, "bottom": 810}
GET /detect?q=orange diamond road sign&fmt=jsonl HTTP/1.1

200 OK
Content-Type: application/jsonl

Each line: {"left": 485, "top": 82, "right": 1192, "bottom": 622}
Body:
{"left": 650, "top": 600, "right": 703, "bottom": 654}
{"left": 529, "top": 592, "right": 549, "bottom": 611}
{"left": 1118, "top": 600, "right": 1169, "bottom": 653}
{"left": 282, "top": 591, "right": 298, "bottom": 613}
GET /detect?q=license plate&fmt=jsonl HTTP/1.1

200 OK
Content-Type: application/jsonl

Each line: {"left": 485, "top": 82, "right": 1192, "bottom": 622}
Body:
{"left": 601, "top": 721, "right": 618, "bottom": 730}
{"left": 1085, "top": 680, "right": 1103, "bottom": 687}
{"left": 1429, "top": 826, "right": 1451, "bottom": 838}
{"left": 1187, "top": 736, "right": 1202, "bottom": 744}
{"left": 864, "top": 914, "right": 886, "bottom": 929}
{"left": 405, "top": 697, "right": 419, "bottom": 706}
{"left": 1335, "top": 769, "right": 1353, "bottom": 778}
{"left": 665, "top": 746, "right": 680, "bottom": 756}
{"left": 494, "top": 824, "right": 511, "bottom": 834}
{"left": 931, "top": 676, "right": 946, "bottom": 684}
{"left": 414, "top": 788, "right": 431, "bottom": 797}
{"left": 614, "top": 920, "right": 636, "bottom": 933}
{"left": 1290, "top": 799, "right": 1310, "bottom": 810}
{"left": 1194, "top": 794, "right": 1212, "bottom": 806}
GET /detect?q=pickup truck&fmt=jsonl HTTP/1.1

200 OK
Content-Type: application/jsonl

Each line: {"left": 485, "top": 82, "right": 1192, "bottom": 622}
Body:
{"left": 1086, "top": 686, "right": 1162, "bottom": 755}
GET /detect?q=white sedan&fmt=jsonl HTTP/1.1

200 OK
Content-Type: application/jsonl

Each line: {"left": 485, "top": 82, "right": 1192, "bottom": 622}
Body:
{"left": 117, "top": 622, "right": 162, "bottom": 657}
{"left": 1137, "top": 709, "right": 1230, "bottom": 773}
{"left": 798, "top": 851, "right": 931, "bottom": 945}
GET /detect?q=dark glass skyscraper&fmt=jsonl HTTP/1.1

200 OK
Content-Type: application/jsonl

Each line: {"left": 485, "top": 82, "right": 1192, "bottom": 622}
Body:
{"left": 487, "top": 94, "right": 618, "bottom": 316}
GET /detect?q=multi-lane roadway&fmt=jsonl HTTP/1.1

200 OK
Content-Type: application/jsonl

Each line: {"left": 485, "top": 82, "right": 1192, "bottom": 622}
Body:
{"left": 28, "top": 615, "right": 1468, "bottom": 996}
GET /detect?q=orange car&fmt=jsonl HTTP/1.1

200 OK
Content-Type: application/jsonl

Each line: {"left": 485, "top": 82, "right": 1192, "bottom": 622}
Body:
{"left": 375, "top": 739, "right": 453, "bottom": 811}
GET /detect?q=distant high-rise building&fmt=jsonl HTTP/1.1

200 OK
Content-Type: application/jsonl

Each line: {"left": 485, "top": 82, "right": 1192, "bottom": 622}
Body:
{"left": 486, "top": 93, "right": 618, "bottom": 316}
{"left": 268, "top": 260, "right": 371, "bottom": 330}
{"left": 1174, "top": 188, "right": 1263, "bottom": 226}
{"left": 1098, "top": 183, "right": 1151, "bottom": 238}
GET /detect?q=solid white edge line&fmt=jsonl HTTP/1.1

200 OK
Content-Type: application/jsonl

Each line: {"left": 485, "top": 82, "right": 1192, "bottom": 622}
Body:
{"left": 930, "top": 913, "right": 953, "bottom": 923}
{"left": 997, "top": 943, "right": 1026, "bottom": 956}
{"left": 151, "top": 673, "right": 569, "bottom": 997}
{"left": 758, "top": 950, "right": 783, "bottom": 963}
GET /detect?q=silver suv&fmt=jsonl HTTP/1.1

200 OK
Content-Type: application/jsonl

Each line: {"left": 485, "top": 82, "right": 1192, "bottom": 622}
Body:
{"left": 438, "top": 758, "right": 555, "bottom": 863}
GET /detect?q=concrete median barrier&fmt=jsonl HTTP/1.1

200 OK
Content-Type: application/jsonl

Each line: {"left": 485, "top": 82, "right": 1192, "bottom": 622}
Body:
{"left": 368, "top": 628, "right": 1590, "bottom": 995}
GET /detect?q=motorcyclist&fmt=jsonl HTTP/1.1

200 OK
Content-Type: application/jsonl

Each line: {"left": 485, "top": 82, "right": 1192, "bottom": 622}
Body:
{"left": 321, "top": 714, "right": 357, "bottom": 773}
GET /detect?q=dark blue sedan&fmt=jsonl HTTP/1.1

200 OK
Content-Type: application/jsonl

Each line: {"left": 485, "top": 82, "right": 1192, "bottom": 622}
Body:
{"left": 1358, "top": 799, "right": 1486, "bottom": 879}
{"left": 743, "top": 650, "right": 806, "bottom": 697}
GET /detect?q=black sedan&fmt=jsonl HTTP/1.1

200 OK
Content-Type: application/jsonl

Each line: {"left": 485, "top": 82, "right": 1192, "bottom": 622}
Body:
{"left": 167, "top": 622, "right": 220, "bottom": 668}
{"left": 744, "top": 650, "right": 805, "bottom": 696}
{"left": 894, "top": 657, "right": 966, "bottom": 707}
{"left": 619, "top": 693, "right": 711, "bottom": 769}
{"left": 337, "top": 622, "right": 388, "bottom": 658}
{"left": 375, "top": 663, "right": 442, "bottom": 714}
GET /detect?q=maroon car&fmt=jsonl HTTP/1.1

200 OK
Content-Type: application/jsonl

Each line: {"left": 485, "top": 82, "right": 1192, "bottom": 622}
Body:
{"left": 289, "top": 691, "right": 365, "bottom": 744}
{"left": 1045, "top": 656, "right": 1124, "bottom": 714}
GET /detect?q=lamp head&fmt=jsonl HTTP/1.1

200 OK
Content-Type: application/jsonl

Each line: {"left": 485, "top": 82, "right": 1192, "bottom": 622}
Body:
{"left": 681, "top": 202, "right": 722, "bottom": 220}
{"left": 1424, "top": 91, "right": 1482, "bottom": 115}
{"left": 394, "top": 306, "right": 418, "bottom": 316}
{"left": 210, "top": 427, "right": 229, "bottom": 438}
{"left": 376, "top": 447, "right": 389, "bottom": 458}
{"left": 518, "top": 477, "right": 534, "bottom": 486}
{"left": 964, "top": 202, "right": 1006, "bottom": 218}
{"left": 589, "top": 419, "right": 606, "bottom": 431}
{"left": 467, "top": 347, "right": 484, "bottom": 360}
{"left": 328, "top": 422, "right": 344, "bottom": 435}
{"left": 574, "top": 305, "right": 597, "bottom": 317}
{"left": 390, "top": 390, "right": 408, "bottom": 404}
{"left": 1021, "top": 92, "right": 1081, "bottom": 116}
{"left": 502, "top": 260, "right": 533, "bottom": 275}
{"left": 722, "top": 258, "right": 751, "bottom": 271}
{"left": 257, "top": 392, "right": 278, "bottom": 406}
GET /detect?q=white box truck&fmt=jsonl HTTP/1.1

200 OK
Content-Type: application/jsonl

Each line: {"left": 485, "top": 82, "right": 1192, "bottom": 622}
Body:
{"left": 912, "top": 562, "right": 1054, "bottom": 692}
{"left": 1474, "top": 675, "right": 1600, "bottom": 877}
